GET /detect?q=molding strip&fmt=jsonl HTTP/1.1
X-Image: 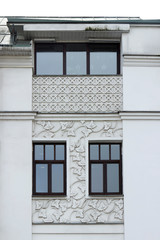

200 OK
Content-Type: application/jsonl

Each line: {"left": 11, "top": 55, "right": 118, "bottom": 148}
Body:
{"left": 120, "top": 111, "right": 160, "bottom": 120}
{"left": 123, "top": 55, "right": 160, "bottom": 67}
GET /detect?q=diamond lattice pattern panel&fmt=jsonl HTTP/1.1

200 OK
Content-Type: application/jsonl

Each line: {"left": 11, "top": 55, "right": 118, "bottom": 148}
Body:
{"left": 32, "top": 76, "right": 123, "bottom": 113}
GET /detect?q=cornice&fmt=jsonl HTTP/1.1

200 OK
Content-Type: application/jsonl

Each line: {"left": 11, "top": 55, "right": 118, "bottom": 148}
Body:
{"left": 0, "top": 46, "right": 32, "bottom": 56}
{"left": 34, "top": 113, "right": 122, "bottom": 121}
{"left": 123, "top": 55, "right": 160, "bottom": 67}
{"left": 0, "top": 112, "right": 37, "bottom": 120}
{"left": 120, "top": 111, "right": 160, "bottom": 120}
{"left": 0, "top": 55, "right": 33, "bottom": 68}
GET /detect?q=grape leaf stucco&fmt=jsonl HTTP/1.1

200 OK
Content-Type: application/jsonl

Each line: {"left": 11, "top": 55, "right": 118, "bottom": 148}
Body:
{"left": 32, "top": 119, "right": 123, "bottom": 224}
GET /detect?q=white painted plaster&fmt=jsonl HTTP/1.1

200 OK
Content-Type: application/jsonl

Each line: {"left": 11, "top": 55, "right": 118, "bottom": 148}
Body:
{"left": 122, "top": 26, "right": 160, "bottom": 55}
{"left": 0, "top": 120, "right": 32, "bottom": 240}
{"left": 0, "top": 67, "right": 32, "bottom": 111}
{"left": 123, "top": 66, "right": 160, "bottom": 111}
{"left": 122, "top": 119, "right": 160, "bottom": 240}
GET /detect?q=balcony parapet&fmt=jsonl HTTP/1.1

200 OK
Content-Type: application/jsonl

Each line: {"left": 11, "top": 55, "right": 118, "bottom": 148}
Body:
{"left": 32, "top": 75, "right": 123, "bottom": 113}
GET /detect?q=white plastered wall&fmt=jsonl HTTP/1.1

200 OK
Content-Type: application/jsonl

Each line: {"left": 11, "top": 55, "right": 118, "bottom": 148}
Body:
{"left": 0, "top": 55, "right": 33, "bottom": 240}
{"left": 122, "top": 25, "right": 160, "bottom": 240}
{"left": 0, "top": 56, "right": 32, "bottom": 111}
{"left": 122, "top": 117, "right": 160, "bottom": 240}
{"left": 122, "top": 26, "right": 160, "bottom": 111}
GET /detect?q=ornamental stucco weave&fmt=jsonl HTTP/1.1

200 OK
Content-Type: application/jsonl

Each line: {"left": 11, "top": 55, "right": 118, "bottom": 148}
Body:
{"left": 32, "top": 119, "right": 124, "bottom": 224}
{"left": 32, "top": 76, "right": 123, "bottom": 112}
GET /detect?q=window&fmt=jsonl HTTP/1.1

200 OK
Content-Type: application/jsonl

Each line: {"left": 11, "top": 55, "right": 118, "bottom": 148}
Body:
{"left": 89, "top": 143, "right": 122, "bottom": 195}
{"left": 33, "top": 143, "right": 66, "bottom": 196}
{"left": 35, "top": 43, "right": 120, "bottom": 75}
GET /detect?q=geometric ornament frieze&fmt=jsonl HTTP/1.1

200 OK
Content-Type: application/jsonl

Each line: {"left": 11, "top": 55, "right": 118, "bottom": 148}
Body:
{"left": 32, "top": 76, "right": 123, "bottom": 113}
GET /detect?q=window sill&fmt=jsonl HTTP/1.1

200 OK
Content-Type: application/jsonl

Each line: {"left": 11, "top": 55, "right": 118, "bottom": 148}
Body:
{"left": 33, "top": 74, "right": 122, "bottom": 77}
{"left": 32, "top": 195, "right": 69, "bottom": 200}
{"left": 86, "top": 194, "right": 124, "bottom": 199}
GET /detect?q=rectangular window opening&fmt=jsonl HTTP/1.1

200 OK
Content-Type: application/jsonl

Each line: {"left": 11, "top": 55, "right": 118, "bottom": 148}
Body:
{"left": 33, "top": 142, "right": 66, "bottom": 196}
{"left": 89, "top": 143, "right": 122, "bottom": 195}
{"left": 35, "top": 43, "right": 120, "bottom": 76}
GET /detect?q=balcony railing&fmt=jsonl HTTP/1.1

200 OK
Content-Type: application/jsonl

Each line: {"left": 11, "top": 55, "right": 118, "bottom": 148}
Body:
{"left": 32, "top": 75, "right": 123, "bottom": 113}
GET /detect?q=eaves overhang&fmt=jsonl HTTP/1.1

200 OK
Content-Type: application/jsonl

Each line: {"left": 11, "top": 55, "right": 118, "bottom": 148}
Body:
{"left": 7, "top": 17, "right": 132, "bottom": 42}
{"left": 5, "top": 16, "right": 160, "bottom": 44}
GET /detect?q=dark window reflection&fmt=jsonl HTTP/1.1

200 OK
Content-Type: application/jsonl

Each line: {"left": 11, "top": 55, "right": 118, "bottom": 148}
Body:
{"left": 90, "top": 52, "right": 117, "bottom": 75}
{"left": 107, "top": 164, "right": 119, "bottom": 193}
{"left": 91, "top": 164, "right": 103, "bottom": 192}
{"left": 55, "top": 145, "right": 65, "bottom": 160}
{"left": 90, "top": 144, "right": 99, "bottom": 160}
{"left": 36, "top": 164, "right": 48, "bottom": 192}
{"left": 52, "top": 164, "right": 64, "bottom": 193}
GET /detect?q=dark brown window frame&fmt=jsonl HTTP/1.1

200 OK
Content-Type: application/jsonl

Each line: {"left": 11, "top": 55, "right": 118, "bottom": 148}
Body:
{"left": 89, "top": 143, "right": 122, "bottom": 196}
{"left": 35, "top": 43, "right": 120, "bottom": 75}
{"left": 33, "top": 142, "right": 66, "bottom": 196}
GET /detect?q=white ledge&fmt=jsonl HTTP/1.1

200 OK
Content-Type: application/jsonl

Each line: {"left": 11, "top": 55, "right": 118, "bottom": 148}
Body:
{"left": 0, "top": 46, "right": 32, "bottom": 56}
{"left": 0, "top": 56, "right": 33, "bottom": 68}
{"left": 32, "top": 224, "right": 124, "bottom": 234}
{"left": 120, "top": 112, "right": 160, "bottom": 120}
{"left": 123, "top": 55, "right": 160, "bottom": 67}
{"left": 34, "top": 113, "right": 122, "bottom": 121}
{"left": 0, "top": 112, "right": 36, "bottom": 120}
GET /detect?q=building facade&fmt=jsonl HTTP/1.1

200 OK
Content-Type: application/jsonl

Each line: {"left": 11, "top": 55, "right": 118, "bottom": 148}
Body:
{"left": 0, "top": 17, "right": 160, "bottom": 240}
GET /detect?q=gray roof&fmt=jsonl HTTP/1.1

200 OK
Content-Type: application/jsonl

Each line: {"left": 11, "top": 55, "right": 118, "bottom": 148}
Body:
{"left": 6, "top": 16, "right": 160, "bottom": 24}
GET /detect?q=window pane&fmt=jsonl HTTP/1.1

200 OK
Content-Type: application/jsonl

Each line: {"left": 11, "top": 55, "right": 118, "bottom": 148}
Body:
{"left": 36, "top": 52, "right": 63, "bottom": 75}
{"left": 34, "top": 145, "right": 44, "bottom": 160}
{"left": 36, "top": 164, "right": 48, "bottom": 193}
{"left": 91, "top": 164, "right": 103, "bottom": 193}
{"left": 90, "top": 52, "right": 117, "bottom": 75}
{"left": 111, "top": 144, "right": 120, "bottom": 160}
{"left": 55, "top": 145, "right": 65, "bottom": 160}
{"left": 45, "top": 145, "right": 54, "bottom": 160}
{"left": 52, "top": 164, "right": 64, "bottom": 193}
{"left": 100, "top": 144, "right": 109, "bottom": 160}
{"left": 90, "top": 144, "right": 99, "bottom": 160}
{"left": 66, "top": 52, "right": 86, "bottom": 75}
{"left": 107, "top": 164, "right": 119, "bottom": 193}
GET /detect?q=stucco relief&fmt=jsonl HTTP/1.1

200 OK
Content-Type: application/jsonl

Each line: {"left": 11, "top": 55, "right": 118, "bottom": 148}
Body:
{"left": 32, "top": 119, "right": 123, "bottom": 223}
{"left": 32, "top": 76, "right": 123, "bottom": 113}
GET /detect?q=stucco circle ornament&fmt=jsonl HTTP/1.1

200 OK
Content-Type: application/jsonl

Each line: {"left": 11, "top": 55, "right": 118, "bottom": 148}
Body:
{"left": 32, "top": 120, "right": 123, "bottom": 223}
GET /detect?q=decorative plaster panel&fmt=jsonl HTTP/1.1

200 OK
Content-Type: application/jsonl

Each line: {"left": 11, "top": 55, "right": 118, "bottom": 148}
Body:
{"left": 32, "top": 118, "right": 123, "bottom": 224}
{"left": 32, "top": 76, "right": 123, "bottom": 113}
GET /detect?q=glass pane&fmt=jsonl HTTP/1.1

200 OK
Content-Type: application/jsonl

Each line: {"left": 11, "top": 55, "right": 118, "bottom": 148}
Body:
{"left": 107, "top": 164, "right": 119, "bottom": 193}
{"left": 52, "top": 164, "right": 64, "bottom": 193}
{"left": 90, "top": 52, "right": 117, "bottom": 75}
{"left": 45, "top": 145, "right": 54, "bottom": 160}
{"left": 100, "top": 144, "right": 109, "bottom": 160}
{"left": 91, "top": 164, "right": 103, "bottom": 193}
{"left": 66, "top": 52, "right": 86, "bottom": 75}
{"left": 90, "top": 144, "right": 99, "bottom": 160}
{"left": 111, "top": 144, "right": 120, "bottom": 160}
{"left": 36, "top": 52, "right": 63, "bottom": 75}
{"left": 55, "top": 145, "right": 65, "bottom": 160}
{"left": 34, "top": 145, "right": 44, "bottom": 160}
{"left": 36, "top": 164, "right": 48, "bottom": 193}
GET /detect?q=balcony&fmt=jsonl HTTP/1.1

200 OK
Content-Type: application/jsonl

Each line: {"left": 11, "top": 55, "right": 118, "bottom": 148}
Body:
{"left": 32, "top": 75, "right": 123, "bottom": 113}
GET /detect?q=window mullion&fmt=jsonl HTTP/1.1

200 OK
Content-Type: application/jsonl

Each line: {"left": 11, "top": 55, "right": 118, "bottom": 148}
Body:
{"left": 104, "top": 163, "right": 106, "bottom": 194}
{"left": 87, "top": 44, "right": 90, "bottom": 75}
{"left": 63, "top": 44, "right": 66, "bottom": 75}
{"left": 48, "top": 163, "right": 51, "bottom": 194}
